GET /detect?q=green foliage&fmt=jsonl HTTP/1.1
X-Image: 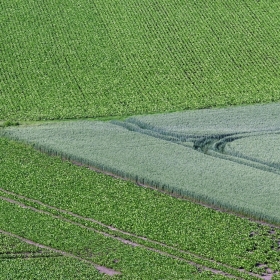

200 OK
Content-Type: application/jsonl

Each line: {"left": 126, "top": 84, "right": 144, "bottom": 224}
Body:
{"left": 3, "top": 107, "right": 280, "bottom": 224}
{"left": 0, "top": 137, "right": 279, "bottom": 279}
{"left": 0, "top": 233, "right": 106, "bottom": 279}
{"left": 1, "top": 1, "right": 280, "bottom": 121}
{"left": 0, "top": 257, "right": 109, "bottom": 280}
{"left": 2, "top": 1, "right": 280, "bottom": 278}
{"left": 0, "top": 233, "right": 46, "bottom": 256}
{"left": 0, "top": 199, "right": 227, "bottom": 280}
{"left": 0, "top": 121, "right": 20, "bottom": 128}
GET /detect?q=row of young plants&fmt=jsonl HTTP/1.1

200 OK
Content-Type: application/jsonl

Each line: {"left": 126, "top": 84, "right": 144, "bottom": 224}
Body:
{"left": 1, "top": 0, "right": 280, "bottom": 121}
{"left": 2, "top": 119, "right": 280, "bottom": 223}
{"left": 0, "top": 197, "right": 229, "bottom": 280}
{"left": 0, "top": 137, "right": 279, "bottom": 278}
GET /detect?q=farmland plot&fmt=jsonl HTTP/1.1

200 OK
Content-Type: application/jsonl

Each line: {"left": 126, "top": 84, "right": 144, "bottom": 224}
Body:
{"left": 1, "top": 137, "right": 280, "bottom": 279}
{"left": 2, "top": 102, "right": 280, "bottom": 223}
{"left": 1, "top": 0, "right": 280, "bottom": 121}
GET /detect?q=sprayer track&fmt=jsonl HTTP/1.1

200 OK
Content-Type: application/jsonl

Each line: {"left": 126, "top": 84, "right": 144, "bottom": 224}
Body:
{"left": 0, "top": 188, "right": 270, "bottom": 279}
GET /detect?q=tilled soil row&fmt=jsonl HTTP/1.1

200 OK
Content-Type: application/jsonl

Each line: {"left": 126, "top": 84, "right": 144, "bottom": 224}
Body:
{"left": 0, "top": 189, "right": 266, "bottom": 279}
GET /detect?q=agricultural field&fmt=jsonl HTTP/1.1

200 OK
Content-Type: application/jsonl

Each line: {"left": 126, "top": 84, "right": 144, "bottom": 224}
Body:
{"left": 1, "top": 137, "right": 280, "bottom": 279}
{"left": 1, "top": 0, "right": 280, "bottom": 121}
{"left": 1, "top": 0, "right": 280, "bottom": 279}
{"left": 2, "top": 102, "right": 280, "bottom": 224}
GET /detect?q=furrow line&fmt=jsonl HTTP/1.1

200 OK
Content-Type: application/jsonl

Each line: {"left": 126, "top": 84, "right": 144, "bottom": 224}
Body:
{"left": 0, "top": 229, "right": 121, "bottom": 276}
{"left": 0, "top": 196, "right": 138, "bottom": 247}
{"left": 0, "top": 251, "right": 62, "bottom": 260}
{"left": 0, "top": 193, "right": 262, "bottom": 279}
{"left": 0, "top": 188, "right": 253, "bottom": 264}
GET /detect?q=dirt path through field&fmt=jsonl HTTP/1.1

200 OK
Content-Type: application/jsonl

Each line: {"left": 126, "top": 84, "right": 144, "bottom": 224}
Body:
{"left": 0, "top": 229, "right": 121, "bottom": 276}
{"left": 0, "top": 189, "right": 270, "bottom": 279}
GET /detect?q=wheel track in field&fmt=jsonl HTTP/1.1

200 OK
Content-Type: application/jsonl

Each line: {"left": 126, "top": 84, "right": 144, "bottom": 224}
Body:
{"left": 113, "top": 119, "right": 280, "bottom": 176}
{"left": 0, "top": 188, "right": 269, "bottom": 280}
{"left": 0, "top": 229, "right": 121, "bottom": 276}
{"left": 0, "top": 250, "right": 62, "bottom": 260}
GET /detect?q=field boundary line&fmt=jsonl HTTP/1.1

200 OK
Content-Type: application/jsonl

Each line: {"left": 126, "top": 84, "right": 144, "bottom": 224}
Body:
{"left": 0, "top": 229, "right": 121, "bottom": 276}
{"left": 3, "top": 128, "right": 280, "bottom": 228}
{"left": 63, "top": 158, "right": 280, "bottom": 230}
{"left": 0, "top": 191, "right": 264, "bottom": 279}
{"left": 75, "top": 157, "right": 280, "bottom": 229}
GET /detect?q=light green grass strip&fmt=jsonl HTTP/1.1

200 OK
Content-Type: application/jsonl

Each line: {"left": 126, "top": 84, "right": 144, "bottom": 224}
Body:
{"left": 126, "top": 102, "right": 280, "bottom": 136}
{"left": 2, "top": 117, "right": 280, "bottom": 223}
{"left": 225, "top": 134, "right": 280, "bottom": 169}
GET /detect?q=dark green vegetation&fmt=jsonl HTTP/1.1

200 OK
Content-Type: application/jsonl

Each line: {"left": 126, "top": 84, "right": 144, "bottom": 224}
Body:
{"left": 1, "top": 0, "right": 280, "bottom": 121}
{"left": 1, "top": 137, "right": 280, "bottom": 279}
{"left": 3, "top": 102, "right": 280, "bottom": 224}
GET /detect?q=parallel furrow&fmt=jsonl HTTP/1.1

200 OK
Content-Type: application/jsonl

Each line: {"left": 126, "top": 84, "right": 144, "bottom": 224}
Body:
{"left": 0, "top": 188, "right": 265, "bottom": 279}
{"left": 0, "top": 229, "right": 120, "bottom": 276}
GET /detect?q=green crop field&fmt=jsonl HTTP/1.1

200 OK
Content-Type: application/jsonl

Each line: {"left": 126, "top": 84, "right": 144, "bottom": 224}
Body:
{"left": 1, "top": 137, "right": 280, "bottom": 279}
{"left": 1, "top": 0, "right": 280, "bottom": 121}
{"left": 0, "top": 232, "right": 110, "bottom": 280}
{"left": 2, "top": 0, "right": 280, "bottom": 279}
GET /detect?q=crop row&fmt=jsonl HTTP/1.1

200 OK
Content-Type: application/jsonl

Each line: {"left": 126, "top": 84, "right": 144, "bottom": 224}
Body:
{"left": 0, "top": 137, "right": 279, "bottom": 278}
{"left": 1, "top": 0, "right": 280, "bottom": 121}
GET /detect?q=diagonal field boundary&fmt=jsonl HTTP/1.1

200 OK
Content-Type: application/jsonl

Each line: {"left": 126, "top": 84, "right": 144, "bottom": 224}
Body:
{"left": 113, "top": 120, "right": 280, "bottom": 176}
{"left": 0, "top": 188, "right": 270, "bottom": 280}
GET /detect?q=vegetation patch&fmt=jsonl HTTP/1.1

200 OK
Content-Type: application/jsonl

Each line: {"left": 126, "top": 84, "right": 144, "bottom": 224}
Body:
{"left": 0, "top": 232, "right": 110, "bottom": 279}
{"left": 2, "top": 102, "right": 280, "bottom": 224}
{"left": 0, "top": 137, "right": 280, "bottom": 279}
{"left": 1, "top": 1, "right": 280, "bottom": 121}
{"left": 2, "top": 0, "right": 280, "bottom": 278}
